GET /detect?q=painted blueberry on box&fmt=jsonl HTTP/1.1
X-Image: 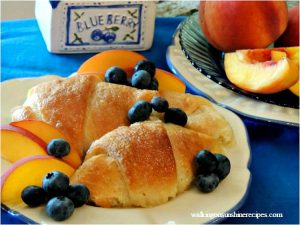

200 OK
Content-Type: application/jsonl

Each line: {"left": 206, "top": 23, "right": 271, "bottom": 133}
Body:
{"left": 66, "top": 4, "right": 142, "bottom": 46}
{"left": 91, "top": 29, "right": 103, "bottom": 41}
{"left": 103, "top": 32, "right": 116, "bottom": 43}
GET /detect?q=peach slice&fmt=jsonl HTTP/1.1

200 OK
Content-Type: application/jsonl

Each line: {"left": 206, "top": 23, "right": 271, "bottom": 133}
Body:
{"left": 1, "top": 124, "right": 48, "bottom": 162}
{"left": 1, "top": 155, "right": 74, "bottom": 205}
{"left": 77, "top": 50, "right": 186, "bottom": 93}
{"left": 286, "top": 46, "right": 299, "bottom": 65}
{"left": 10, "top": 120, "right": 81, "bottom": 169}
{"left": 77, "top": 50, "right": 146, "bottom": 79}
{"left": 224, "top": 47, "right": 299, "bottom": 94}
{"left": 271, "top": 48, "right": 299, "bottom": 96}
{"left": 289, "top": 81, "right": 299, "bottom": 96}
{"left": 271, "top": 50, "right": 287, "bottom": 61}
{"left": 280, "top": 47, "right": 299, "bottom": 96}
{"left": 156, "top": 69, "right": 186, "bottom": 93}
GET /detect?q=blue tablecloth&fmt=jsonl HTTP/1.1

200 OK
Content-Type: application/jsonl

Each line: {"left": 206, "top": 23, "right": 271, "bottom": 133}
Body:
{"left": 1, "top": 18, "right": 299, "bottom": 224}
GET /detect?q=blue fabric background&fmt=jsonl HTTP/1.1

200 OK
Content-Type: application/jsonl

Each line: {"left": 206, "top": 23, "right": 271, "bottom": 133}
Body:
{"left": 1, "top": 18, "right": 299, "bottom": 224}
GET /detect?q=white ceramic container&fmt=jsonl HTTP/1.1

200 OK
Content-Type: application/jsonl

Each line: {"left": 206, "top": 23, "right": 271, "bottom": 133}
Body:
{"left": 35, "top": 0, "right": 156, "bottom": 53}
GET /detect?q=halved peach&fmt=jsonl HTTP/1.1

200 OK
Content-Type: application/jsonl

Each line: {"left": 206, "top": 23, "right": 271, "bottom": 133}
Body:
{"left": 224, "top": 47, "right": 299, "bottom": 94}
{"left": 1, "top": 124, "right": 48, "bottom": 162}
{"left": 10, "top": 120, "right": 81, "bottom": 168}
{"left": 1, "top": 155, "right": 74, "bottom": 205}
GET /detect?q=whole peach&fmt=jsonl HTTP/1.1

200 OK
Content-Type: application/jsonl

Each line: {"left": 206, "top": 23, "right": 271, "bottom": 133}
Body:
{"left": 199, "top": 1, "right": 288, "bottom": 52}
{"left": 275, "top": 6, "right": 299, "bottom": 47}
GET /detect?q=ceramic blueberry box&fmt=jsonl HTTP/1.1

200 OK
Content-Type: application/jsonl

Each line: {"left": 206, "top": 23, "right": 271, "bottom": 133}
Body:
{"left": 35, "top": 0, "right": 157, "bottom": 53}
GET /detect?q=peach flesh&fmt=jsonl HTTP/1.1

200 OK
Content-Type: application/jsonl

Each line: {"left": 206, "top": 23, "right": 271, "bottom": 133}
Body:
{"left": 1, "top": 155, "right": 75, "bottom": 205}
{"left": 10, "top": 120, "right": 82, "bottom": 169}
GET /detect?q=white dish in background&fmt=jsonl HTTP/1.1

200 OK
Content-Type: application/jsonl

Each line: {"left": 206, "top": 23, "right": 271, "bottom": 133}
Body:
{"left": 1, "top": 76, "right": 251, "bottom": 224}
{"left": 166, "top": 26, "right": 299, "bottom": 127}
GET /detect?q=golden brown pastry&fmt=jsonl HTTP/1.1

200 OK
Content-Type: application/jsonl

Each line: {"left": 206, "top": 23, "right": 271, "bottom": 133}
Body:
{"left": 12, "top": 75, "right": 233, "bottom": 158}
{"left": 12, "top": 75, "right": 158, "bottom": 157}
{"left": 71, "top": 121, "right": 218, "bottom": 207}
{"left": 160, "top": 91, "right": 233, "bottom": 145}
{"left": 11, "top": 74, "right": 234, "bottom": 207}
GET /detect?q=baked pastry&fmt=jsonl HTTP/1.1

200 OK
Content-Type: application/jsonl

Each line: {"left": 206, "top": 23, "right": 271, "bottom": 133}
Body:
{"left": 71, "top": 121, "right": 219, "bottom": 207}
{"left": 12, "top": 75, "right": 232, "bottom": 158}
{"left": 11, "top": 75, "right": 233, "bottom": 207}
{"left": 12, "top": 75, "right": 158, "bottom": 157}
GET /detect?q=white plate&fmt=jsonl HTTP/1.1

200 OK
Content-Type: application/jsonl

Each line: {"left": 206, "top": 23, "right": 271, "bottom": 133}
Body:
{"left": 1, "top": 76, "right": 251, "bottom": 224}
{"left": 166, "top": 27, "right": 299, "bottom": 127}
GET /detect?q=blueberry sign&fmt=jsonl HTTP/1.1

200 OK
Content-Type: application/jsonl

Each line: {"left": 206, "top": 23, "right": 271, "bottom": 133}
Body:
{"left": 66, "top": 4, "right": 142, "bottom": 46}
{"left": 90, "top": 29, "right": 103, "bottom": 41}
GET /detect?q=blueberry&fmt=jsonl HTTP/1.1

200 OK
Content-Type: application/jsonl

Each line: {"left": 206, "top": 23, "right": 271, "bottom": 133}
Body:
{"left": 149, "top": 78, "right": 159, "bottom": 90}
{"left": 21, "top": 185, "right": 47, "bottom": 207}
{"left": 195, "top": 173, "right": 219, "bottom": 193}
{"left": 42, "top": 171, "right": 69, "bottom": 196}
{"left": 46, "top": 196, "right": 74, "bottom": 221}
{"left": 128, "top": 100, "right": 152, "bottom": 124}
{"left": 47, "top": 139, "right": 70, "bottom": 158}
{"left": 151, "top": 96, "right": 169, "bottom": 112}
{"left": 105, "top": 67, "right": 127, "bottom": 85}
{"left": 90, "top": 29, "right": 103, "bottom": 41}
{"left": 214, "top": 154, "right": 231, "bottom": 180}
{"left": 195, "top": 150, "right": 218, "bottom": 175}
{"left": 134, "top": 60, "right": 156, "bottom": 78}
{"left": 66, "top": 184, "right": 90, "bottom": 207}
{"left": 103, "top": 32, "right": 116, "bottom": 43}
{"left": 131, "top": 70, "right": 152, "bottom": 89}
{"left": 164, "top": 108, "right": 187, "bottom": 126}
